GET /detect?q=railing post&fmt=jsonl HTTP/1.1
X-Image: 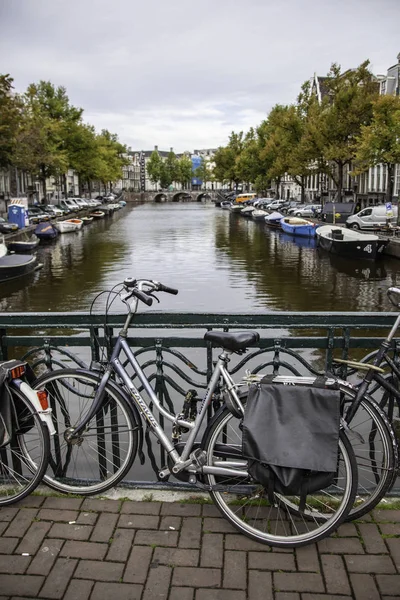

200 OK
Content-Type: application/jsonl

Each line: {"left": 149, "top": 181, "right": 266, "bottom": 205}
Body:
{"left": 0, "top": 328, "right": 7, "bottom": 361}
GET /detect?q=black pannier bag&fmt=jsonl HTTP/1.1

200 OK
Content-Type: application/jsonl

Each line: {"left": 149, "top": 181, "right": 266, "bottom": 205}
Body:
{"left": 0, "top": 360, "right": 34, "bottom": 446}
{"left": 242, "top": 376, "right": 341, "bottom": 510}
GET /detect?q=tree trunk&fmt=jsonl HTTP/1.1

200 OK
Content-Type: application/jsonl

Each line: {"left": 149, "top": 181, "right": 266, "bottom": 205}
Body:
{"left": 336, "top": 161, "right": 344, "bottom": 202}
{"left": 275, "top": 177, "right": 281, "bottom": 199}
{"left": 386, "top": 163, "right": 394, "bottom": 204}
{"left": 40, "top": 166, "right": 47, "bottom": 203}
{"left": 63, "top": 173, "right": 68, "bottom": 198}
{"left": 300, "top": 175, "right": 306, "bottom": 204}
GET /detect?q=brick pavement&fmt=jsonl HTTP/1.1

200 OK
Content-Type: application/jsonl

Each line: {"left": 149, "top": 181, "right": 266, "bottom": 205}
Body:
{"left": 0, "top": 495, "right": 399, "bottom": 599}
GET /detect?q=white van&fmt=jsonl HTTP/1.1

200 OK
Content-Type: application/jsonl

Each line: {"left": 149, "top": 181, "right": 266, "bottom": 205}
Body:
{"left": 346, "top": 205, "right": 398, "bottom": 230}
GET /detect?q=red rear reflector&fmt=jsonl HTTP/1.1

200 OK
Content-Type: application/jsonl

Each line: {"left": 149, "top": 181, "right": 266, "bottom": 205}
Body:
{"left": 10, "top": 365, "right": 25, "bottom": 379}
{"left": 36, "top": 390, "right": 49, "bottom": 410}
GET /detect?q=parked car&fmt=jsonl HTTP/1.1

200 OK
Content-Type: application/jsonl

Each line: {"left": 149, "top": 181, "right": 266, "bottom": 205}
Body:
{"left": 281, "top": 201, "right": 301, "bottom": 214}
{"left": 27, "top": 206, "right": 50, "bottom": 224}
{"left": 60, "top": 199, "right": 80, "bottom": 212}
{"left": 43, "top": 204, "right": 63, "bottom": 217}
{"left": 74, "top": 198, "right": 89, "bottom": 210}
{"left": 0, "top": 217, "right": 19, "bottom": 233}
{"left": 56, "top": 204, "right": 71, "bottom": 215}
{"left": 346, "top": 205, "right": 398, "bottom": 230}
{"left": 292, "top": 204, "right": 322, "bottom": 218}
{"left": 265, "top": 199, "right": 287, "bottom": 212}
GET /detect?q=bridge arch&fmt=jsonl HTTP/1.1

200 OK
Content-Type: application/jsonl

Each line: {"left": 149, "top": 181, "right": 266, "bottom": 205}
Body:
{"left": 172, "top": 192, "right": 192, "bottom": 202}
{"left": 154, "top": 193, "right": 167, "bottom": 203}
{"left": 197, "top": 192, "right": 212, "bottom": 202}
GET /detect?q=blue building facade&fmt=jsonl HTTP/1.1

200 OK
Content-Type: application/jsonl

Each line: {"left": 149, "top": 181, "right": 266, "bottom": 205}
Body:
{"left": 191, "top": 155, "right": 202, "bottom": 188}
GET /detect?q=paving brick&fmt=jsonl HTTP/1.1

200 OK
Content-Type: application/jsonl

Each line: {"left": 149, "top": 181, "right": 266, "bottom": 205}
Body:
{"left": 274, "top": 572, "right": 325, "bottom": 593}
{"left": 335, "top": 522, "right": 358, "bottom": 537}
{"left": 169, "top": 588, "right": 194, "bottom": 600}
{"left": 201, "top": 533, "right": 223, "bottom": 568}
{"left": 196, "top": 591, "right": 246, "bottom": 600}
{"left": 60, "top": 540, "right": 108, "bottom": 560}
{"left": 63, "top": 578, "right": 94, "bottom": 600}
{"left": 74, "top": 559, "right": 124, "bottom": 582}
{"left": 135, "top": 529, "right": 178, "bottom": 547}
{"left": 16, "top": 521, "right": 52, "bottom": 555}
{"left": 106, "top": 528, "right": 135, "bottom": 562}
{"left": 350, "top": 573, "right": 381, "bottom": 600}
{"left": 160, "top": 516, "right": 182, "bottom": 530}
{"left": 142, "top": 564, "right": 171, "bottom": 600}
{"left": 27, "top": 539, "right": 64, "bottom": 576}
{"left": 0, "top": 536, "right": 19, "bottom": 553}
{"left": 318, "top": 537, "right": 365, "bottom": 554}
{"left": 275, "top": 594, "right": 300, "bottom": 600}
{"left": 225, "top": 534, "right": 271, "bottom": 552}
{"left": 90, "top": 512, "right": 118, "bottom": 542}
{"left": 153, "top": 547, "right": 199, "bottom": 567}
{"left": 48, "top": 523, "right": 93, "bottom": 541}
{"left": 179, "top": 517, "right": 202, "bottom": 548}
{"left": 201, "top": 504, "right": 220, "bottom": 517}
{"left": 124, "top": 545, "right": 153, "bottom": 583}
{"left": 91, "top": 581, "right": 143, "bottom": 600}
{"left": 376, "top": 574, "right": 400, "bottom": 595}
{"left": 14, "top": 495, "right": 46, "bottom": 508}
{"left": 321, "top": 554, "right": 351, "bottom": 595}
{"left": 223, "top": 550, "right": 246, "bottom": 589}
{"left": 295, "top": 544, "right": 320, "bottom": 572}
{"left": 345, "top": 554, "right": 396, "bottom": 573}
{"left": 118, "top": 514, "right": 159, "bottom": 529}
{"left": 0, "top": 554, "right": 31, "bottom": 573}
{"left": 0, "top": 506, "right": 18, "bottom": 521}
{"left": 76, "top": 511, "right": 98, "bottom": 525}
{"left": 373, "top": 509, "right": 400, "bottom": 523}
{"left": 203, "top": 517, "right": 236, "bottom": 533}
{"left": 37, "top": 509, "right": 79, "bottom": 522}
{"left": 121, "top": 501, "right": 161, "bottom": 515}
{"left": 385, "top": 538, "right": 400, "bottom": 572}
{"left": 3, "top": 508, "right": 38, "bottom": 537}
{"left": 249, "top": 551, "right": 296, "bottom": 571}
{"left": 302, "top": 596, "right": 351, "bottom": 600}
{"left": 161, "top": 503, "right": 201, "bottom": 517}
{"left": 0, "top": 521, "right": 7, "bottom": 535}
{"left": 43, "top": 497, "right": 83, "bottom": 510}
{"left": 39, "top": 557, "right": 77, "bottom": 599}
{"left": 358, "top": 523, "right": 388, "bottom": 554}
{"left": 380, "top": 522, "right": 400, "bottom": 535}
{"left": 0, "top": 574, "right": 44, "bottom": 596}
{"left": 172, "top": 567, "right": 221, "bottom": 588}
{"left": 81, "top": 498, "right": 121, "bottom": 513}
{"left": 248, "top": 571, "right": 273, "bottom": 600}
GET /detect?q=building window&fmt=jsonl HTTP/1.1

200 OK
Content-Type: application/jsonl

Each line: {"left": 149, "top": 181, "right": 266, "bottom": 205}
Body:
{"left": 371, "top": 170, "right": 375, "bottom": 191}
{"left": 381, "top": 80, "right": 386, "bottom": 95}
{"left": 376, "top": 165, "right": 381, "bottom": 191}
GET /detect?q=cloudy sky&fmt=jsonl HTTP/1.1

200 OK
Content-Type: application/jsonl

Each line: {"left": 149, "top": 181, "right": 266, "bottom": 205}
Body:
{"left": 1, "top": 0, "right": 399, "bottom": 152}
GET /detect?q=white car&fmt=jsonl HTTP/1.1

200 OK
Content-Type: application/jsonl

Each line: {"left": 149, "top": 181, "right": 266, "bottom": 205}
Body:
{"left": 291, "top": 204, "right": 322, "bottom": 218}
{"left": 74, "top": 198, "right": 89, "bottom": 210}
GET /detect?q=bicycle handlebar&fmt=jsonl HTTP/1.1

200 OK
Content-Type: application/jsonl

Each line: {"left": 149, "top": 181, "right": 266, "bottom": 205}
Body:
{"left": 122, "top": 278, "right": 179, "bottom": 308}
{"left": 133, "top": 289, "right": 153, "bottom": 306}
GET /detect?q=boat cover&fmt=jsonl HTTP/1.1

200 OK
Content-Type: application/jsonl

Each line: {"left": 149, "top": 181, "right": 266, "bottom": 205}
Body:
{"left": 0, "top": 254, "right": 35, "bottom": 267}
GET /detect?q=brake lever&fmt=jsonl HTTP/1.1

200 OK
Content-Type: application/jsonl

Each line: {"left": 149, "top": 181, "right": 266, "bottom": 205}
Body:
{"left": 147, "top": 293, "right": 160, "bottom": 304}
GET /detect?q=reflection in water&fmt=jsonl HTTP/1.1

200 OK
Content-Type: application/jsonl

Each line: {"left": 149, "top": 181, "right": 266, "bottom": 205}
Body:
{"left": 0, "top": 203, "right": 399, "bottom": 313}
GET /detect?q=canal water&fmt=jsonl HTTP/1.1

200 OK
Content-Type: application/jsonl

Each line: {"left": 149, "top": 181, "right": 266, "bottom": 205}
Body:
{"left": 1, "top": 202, "right": 400, "bottom": 314}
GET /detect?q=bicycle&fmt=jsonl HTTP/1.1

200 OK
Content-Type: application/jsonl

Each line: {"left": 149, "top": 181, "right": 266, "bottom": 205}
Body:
{"left": 30, "top": 277, "right": 392, "bottom": 548}
{"left": 0, "top": 359, "right": 54, "bottom": 505}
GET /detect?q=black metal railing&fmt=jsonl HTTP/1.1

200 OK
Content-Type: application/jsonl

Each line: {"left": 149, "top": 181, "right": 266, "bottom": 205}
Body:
{"left": 1, "top": 310, "right": 398, "bottom": 488}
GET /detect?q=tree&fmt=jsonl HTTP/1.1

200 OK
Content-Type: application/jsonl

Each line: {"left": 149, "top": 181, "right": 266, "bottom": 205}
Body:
{"left": 213, "top": 131, "right": 244, "bottom": 188}
{"left": 354, "top": 95, "right": 400, "bottom": 203}
{"left": 94, "top": 130, "right": 128, "bottom": 193}
{"left": 0, "top": 74, "right": 22, "bottom": 168}
{"left": 176, "top": 155, "right": 193, "bottom": 189}
{"left": 146, "top": 150, "right": 164, "bottom": 188}
{"left": 163, "top": 150, "right": 178, "bottom": 188}
{"left": 307, "top": 61, "right": 378, "bottom": 201}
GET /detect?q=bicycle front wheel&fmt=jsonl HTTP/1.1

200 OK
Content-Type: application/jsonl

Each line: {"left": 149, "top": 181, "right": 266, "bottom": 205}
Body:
{"left": 202, "top": 407, "right": 357, "bottom": 548}
{"left": 32, "top": 369, "right": 139, "bottom": 495}
{"left": 0, "top": 388, "right": 50, "bottom": 506}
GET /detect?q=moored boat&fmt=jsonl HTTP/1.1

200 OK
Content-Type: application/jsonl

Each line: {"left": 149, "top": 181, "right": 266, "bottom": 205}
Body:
{"left": 81, "top": 216, "right": 94, "bottom": 225}
{"left": 316, "top": 225, "right": 388, "bottom": 260}
{"left": 34, "top": 222, "right": 59, "bottom": 241}
{"left": 230, "top": 204, "right": 243, "bottom": 213}
{"left": 89, "top": 211, "right": 105, "bottom": 219}
{"left": 0, "top": 236, "right": 39, "bottom": 283}
{"left": 220, "top": 201, "right": 232, "bottom": 210}
{"left": 252, "top": 208, "right": 268, "bottom": 221}
{"left": 241, "top": 205, "right": 255, "bottom": 217}
{"left": 265, "top": 211, "right": 284, "bottom": 228}
{"left": 55, "top": 218, "right": 83, "bottom": 233}
{"left": 280, "top": 217, "right": 318, "bottom": 238}
{"left": 7, "top": 235, "right": 40, "bottom": 253}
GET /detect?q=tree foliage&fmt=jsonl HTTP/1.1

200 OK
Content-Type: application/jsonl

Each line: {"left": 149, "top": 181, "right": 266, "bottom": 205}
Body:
{"left": 0, "top": 74, "right": 22, "bottom": 168}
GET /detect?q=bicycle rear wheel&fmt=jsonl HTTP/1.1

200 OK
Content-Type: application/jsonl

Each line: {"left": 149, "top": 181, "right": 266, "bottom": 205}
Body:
{"left": 0, "top": 388, "right": 49, "bottom": 506}
{"left": 202, "top": 407, "right": 357, "bottom": 548}
{"left": 32, "top": 369, "right": 139, "bottom": 495}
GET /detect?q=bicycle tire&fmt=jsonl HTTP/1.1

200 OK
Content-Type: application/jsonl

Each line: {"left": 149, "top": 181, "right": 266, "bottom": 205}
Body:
{"left": 0, "top": 388, "right": 50, "bottom": 506}
{"left": 201, "top": 406, "right": 357, "bottom": 547}
{"left": 340, "top": 385, "right": 398, "bottom": 520}
{"left": 32, "top": 369, "right": 139, "bottom": 495}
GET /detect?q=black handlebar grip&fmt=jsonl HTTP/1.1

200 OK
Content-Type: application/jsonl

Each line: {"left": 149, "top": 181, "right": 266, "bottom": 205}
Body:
{"left": 159, "top": 283, "right": 179, "bottom": 295}
{"left": 124, "top": 277, "right": 136, "bottom": 288}
{"left": 133, "top": 289, "right": 153, "bottom": 306}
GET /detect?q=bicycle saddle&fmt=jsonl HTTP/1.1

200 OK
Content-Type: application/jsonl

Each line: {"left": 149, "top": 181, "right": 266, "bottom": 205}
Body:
{"left": 204, "top": 331, "right": 260, "bottom": 352}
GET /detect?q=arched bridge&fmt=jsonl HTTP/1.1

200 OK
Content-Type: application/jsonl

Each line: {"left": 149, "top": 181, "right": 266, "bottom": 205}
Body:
{"left": 123, "top": 191, "right": 219, "bottom": 203}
